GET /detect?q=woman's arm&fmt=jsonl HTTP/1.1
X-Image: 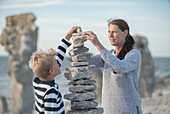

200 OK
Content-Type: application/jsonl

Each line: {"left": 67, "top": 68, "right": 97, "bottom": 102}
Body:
{"left": 89, "top": 54, "right": 104, "bottom": 68}
{"left": 83, "top": 31, "right": 105, "bottom": 68}
{"left": 100, "top": 49, "right": 141, "bottom": 74}
{"left": 83, "top": 31, "right": 141, "bottom": 74}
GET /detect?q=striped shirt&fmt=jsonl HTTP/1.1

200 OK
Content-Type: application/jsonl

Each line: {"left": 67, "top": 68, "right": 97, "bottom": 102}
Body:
{"left": 33, "top": 38, "right": 71, "bottom": 114}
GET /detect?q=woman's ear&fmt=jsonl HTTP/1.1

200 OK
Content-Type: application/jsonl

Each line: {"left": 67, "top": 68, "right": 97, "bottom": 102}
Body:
{"left": 124, "top": 30, "right": 128, "bottom": 38}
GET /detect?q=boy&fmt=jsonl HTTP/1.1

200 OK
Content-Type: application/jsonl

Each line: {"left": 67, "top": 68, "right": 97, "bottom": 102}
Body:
{"left": 29, "top": 26, "right": 79, "bottom": 114}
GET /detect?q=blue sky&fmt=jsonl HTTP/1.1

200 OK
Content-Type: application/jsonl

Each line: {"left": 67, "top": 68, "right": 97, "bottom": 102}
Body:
{"left": 0, "top": 0, "right": 170, "bottom": 57}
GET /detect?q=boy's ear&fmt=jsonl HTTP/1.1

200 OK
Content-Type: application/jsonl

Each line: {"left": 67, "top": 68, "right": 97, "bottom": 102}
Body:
{"left": 48, "top": 69, "right": 54, "bottom": 75}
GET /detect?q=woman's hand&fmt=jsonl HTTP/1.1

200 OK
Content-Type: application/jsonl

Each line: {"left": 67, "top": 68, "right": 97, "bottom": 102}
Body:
{"left": 65, "top": 26, "right": 79, "bottom": 40}
{"left": 83, "top": 31, "right": 100, "bottom": 46}
{"left": 83, "top": 31, "right": 105, "bottom": 53}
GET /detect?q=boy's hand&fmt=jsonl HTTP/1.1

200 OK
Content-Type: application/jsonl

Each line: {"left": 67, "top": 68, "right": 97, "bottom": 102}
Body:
{"left": 65, "top": 26, "right": 79, "bottom": 40}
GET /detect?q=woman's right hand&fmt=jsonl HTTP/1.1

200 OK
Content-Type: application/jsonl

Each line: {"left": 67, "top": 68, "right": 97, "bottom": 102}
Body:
{"left": 83, "top": 31, "right": 100, "bottom": 47}
{"left": 83, "top": 31, "right": 105, "bottom": 53}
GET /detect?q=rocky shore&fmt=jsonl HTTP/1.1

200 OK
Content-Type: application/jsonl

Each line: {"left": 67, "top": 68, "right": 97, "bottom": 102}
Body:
{"left": 141, "top": 75, "right": 170, "bottom": 114}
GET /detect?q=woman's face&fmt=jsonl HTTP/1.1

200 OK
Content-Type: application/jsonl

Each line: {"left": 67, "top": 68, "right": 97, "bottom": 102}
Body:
{"left": 108, "top": 24, "right": 127, "bottom": 47}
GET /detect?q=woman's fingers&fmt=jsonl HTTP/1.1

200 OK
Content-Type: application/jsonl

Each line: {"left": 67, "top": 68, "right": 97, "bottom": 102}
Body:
{"left": 84, "top": 35, "right": 92, "bottom": 40}
{"left": 83, "top": 31, "right": 97, "bottom": 41}
{"left": 83, "top": 34, "right": 91, "bottom": 40}
{"left": 84, "top": 31, "right": 95, "bottom": 37}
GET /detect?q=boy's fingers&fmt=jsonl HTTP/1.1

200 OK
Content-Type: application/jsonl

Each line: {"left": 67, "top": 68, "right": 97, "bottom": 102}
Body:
{"left": 72, "top": 26, "right": 79, "bottom": 33}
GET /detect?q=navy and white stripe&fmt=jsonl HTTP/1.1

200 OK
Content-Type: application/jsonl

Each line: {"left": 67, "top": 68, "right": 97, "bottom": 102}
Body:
{"left": 33, "top": 38, "right": 71, "bottom": 114}
{"left": 56, "top": 38, "right": 71, "bottom": 67}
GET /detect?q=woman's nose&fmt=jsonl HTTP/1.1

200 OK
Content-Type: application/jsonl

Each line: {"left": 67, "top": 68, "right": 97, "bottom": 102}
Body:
{"left": 109, "top": 33, "right": 113, "bottom": 38}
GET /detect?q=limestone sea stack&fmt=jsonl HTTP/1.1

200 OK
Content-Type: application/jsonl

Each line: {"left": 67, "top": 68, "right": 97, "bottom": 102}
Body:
{"left": 64, "top": 27, "right": 104, "bottom": 114}
{"left": 0, "top": 13, "right": 38, "bottom": 114}
{"left": 133, "top": 35, "right": 155, "bottom": 98}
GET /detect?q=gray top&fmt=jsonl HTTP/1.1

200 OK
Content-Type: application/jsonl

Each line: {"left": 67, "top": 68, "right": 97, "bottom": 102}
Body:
{"left": 89, "top": 49, "right": 142, "bottom": 114}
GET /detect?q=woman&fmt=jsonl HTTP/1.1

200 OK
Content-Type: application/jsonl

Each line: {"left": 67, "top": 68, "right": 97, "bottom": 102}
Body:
{"left": 83, "top": 19, "right": 142, "bottom": 114}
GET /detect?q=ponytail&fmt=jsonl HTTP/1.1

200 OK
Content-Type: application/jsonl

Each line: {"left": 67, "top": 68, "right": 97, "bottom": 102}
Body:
{"left": 117, "top": 34, "right": 135, "bottom": 60}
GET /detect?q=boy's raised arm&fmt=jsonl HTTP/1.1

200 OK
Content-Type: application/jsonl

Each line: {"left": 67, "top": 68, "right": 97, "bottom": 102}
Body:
{"left": 56, "top": 26, "right": 79, "bottom": 67}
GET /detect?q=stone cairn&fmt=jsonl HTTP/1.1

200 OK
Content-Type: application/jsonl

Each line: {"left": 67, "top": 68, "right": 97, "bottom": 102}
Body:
{"left": 64, "top": 27, "right": 104, "bottom": 114}
{"left": 0, "top": 13, "right": 38, "bottom": 114}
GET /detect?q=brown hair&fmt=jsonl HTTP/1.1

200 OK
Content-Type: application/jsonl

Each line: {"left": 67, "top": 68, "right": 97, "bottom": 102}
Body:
{"left": 108, "top": 19, "right": 135, "bottom": 60}
{"left": 29, "top": 48, "right": 56, "bottom": 79}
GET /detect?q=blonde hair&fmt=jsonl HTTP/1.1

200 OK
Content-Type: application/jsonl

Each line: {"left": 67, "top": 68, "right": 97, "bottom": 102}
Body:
{"left": 29, "top": 48, "right": 57, "bottom": 79}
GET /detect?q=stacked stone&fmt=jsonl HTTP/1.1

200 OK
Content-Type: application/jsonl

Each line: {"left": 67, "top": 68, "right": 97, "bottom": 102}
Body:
{"left": 64, "top": 27, "right": 104, "bottom": 114}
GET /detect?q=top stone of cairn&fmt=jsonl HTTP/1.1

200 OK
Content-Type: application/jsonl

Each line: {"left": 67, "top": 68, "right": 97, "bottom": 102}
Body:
{"left": 77, "top": 27, "right": 82, "bottom": 33}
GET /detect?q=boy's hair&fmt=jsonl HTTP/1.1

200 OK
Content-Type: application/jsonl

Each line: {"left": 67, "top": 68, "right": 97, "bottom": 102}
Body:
{"left": 29, "top": 48, "right": 57, "bottom": 79}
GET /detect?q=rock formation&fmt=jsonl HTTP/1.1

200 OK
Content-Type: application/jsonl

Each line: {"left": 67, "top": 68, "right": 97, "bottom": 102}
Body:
{"left": 0, "top": 13, "right": 38, "bottom": 114}
{"left": 0, "top": 96, "right": 8, "bottom": 114}
{"left": 133, "top": 35, "right": 155, "bottom": 98}
{"left": 64, "top": 27, "right": 104, "bottom": 114}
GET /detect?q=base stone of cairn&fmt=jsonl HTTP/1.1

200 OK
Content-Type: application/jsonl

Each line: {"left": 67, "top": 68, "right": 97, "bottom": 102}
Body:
{"left": 0, "top": 13, "right": 38, "bottom": 114}
{"left": 64, "top": 27, "right": 104, "bottom": 114}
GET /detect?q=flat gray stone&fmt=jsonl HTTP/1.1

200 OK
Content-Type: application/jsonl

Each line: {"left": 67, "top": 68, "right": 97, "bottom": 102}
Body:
{"left": 66, "top": 107, "right": 104, "bottom": 114}
{"left": 71, "top": 53, "right": 91, "bottom": 62}
{"left": 68, "top": 79, "right": 96, "bottom": 85}
{"left": 73, "top": 43, "right": 84, "bottom": 48}
{"left": 72, "top": 33, "right": 83, "bottom": 37}
{"left": 69, "top": 85, "right": 96, "bottom": 92}
{"left": 64, "top": 71, "right": 93, "bottom": 81}
{"left": 65, "top": 65, "right": 96, "bottom": 72}
{"left": 69, "top": 46, "right": 89, "bottom": 56}
{"left": 70, "top": 62, "right": 89, "bottom": 67}
{"left": 88, "top": 65, "right": 96, "bottom": 69}
{"left": 72, "top": 35, "right": 87, "bottom": 44}
{"left": 71, "top": 101, "right": 98, "bottom": 109}
{"left": 65, "top": 66, "right": 88, "bottom": 72}
{"left": 64, "top": 92, "right": 96, "bottom": 101}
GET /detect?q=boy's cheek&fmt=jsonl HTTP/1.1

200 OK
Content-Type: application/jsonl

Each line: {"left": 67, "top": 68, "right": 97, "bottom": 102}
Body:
{"left": 57, "top": 69, "right": 61, "bottom": 75}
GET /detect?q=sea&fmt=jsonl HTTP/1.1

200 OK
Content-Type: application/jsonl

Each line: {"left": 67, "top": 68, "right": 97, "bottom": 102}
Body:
{"left": 0, "top": 56, "right": 170, "bottom": 104}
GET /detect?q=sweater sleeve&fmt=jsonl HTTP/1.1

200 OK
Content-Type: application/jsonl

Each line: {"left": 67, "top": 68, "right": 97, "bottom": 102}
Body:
{"left": 89, "top": 54, "right": 104, "bottom": 68}
{"left": 44, "top": 88, "right": 65, "bottom": 114}
{"left": 100, "top": 49, "right": 141, "bottom": 74}
{"left": 56, "top": 38, "right": 71, "bottom": 67}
